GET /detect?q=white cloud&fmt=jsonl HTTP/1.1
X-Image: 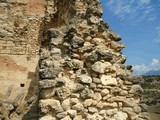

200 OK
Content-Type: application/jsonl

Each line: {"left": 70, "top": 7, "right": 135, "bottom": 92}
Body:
{"left": 133, "top": 58, "right": 160, "bottom": 75}
{"left": 133, "top": 64, "right": 149, "bottom": 75}
{"left": 151, "top": 58, "right": 159, "bottom": 66}
{"left": 106, "top": 0, "right": 156, "bottom": 24}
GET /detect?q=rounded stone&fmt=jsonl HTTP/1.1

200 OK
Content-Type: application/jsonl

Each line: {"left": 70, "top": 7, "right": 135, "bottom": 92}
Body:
{"left": 100, "top": 75, "right": 117, "bottom": 86}
{"left": 78, "top": 75, "right": 92, "bottom": 84}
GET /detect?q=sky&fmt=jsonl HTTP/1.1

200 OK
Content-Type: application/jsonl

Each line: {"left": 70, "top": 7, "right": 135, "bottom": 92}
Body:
{"left": 100, "top": 0, "right": 160, "bottom": 75}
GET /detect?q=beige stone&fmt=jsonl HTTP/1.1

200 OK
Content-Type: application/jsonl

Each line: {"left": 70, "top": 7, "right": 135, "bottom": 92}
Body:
{"left": 100, "top": 75, "right": 118, "bottom": 86}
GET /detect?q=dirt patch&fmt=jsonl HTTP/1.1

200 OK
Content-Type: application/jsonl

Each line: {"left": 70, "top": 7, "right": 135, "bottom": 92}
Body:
{"left": 0, "top": 56, "right": 27, "bottom": 72}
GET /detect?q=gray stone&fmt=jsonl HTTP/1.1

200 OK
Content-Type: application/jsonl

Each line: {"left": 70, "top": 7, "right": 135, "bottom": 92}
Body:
{"left": 81, "top": 88, "right": 94, "bottom": 98}
{"left": 40, "top": 49, "right": 50, "bottom": 60}
{"left": 40, "top": 88, "right": 55, "bottom": 99}
{"left": 71, "top": 36, "right": 84, "bottom": 48}
{"left": 72, "top": 59, "right": 84, "bottom": 69}
{"left": 74, "top": 83, "right": 85, "bottom": 92}
{"left": 96, "top": 50, "right": 113, "bottom": 61}
{"left": 39, "top": 68, "right": 60, "bottom": 79}
{"left": 85, "top": 52, "right": 98, "bottom": 63}
{"left": 86, "top": 3, "right": 103, "bottom": 17}
{"left": 56, "top": 87, "right": 71, "bottom": 100}
{"left": 48, "top": 28, "right": 59, "bottom": 38}
{"left": 78, "top": 75, "right": 92, "bottom": 84}
{"left": 57, "top": 78, "right": 66, "bottom": 86}
{"left": 39, "top": 80, "right": 57, "bottom": 89}
{"left": 107, "top": 30, "right": 121, "bottom": 41}
{"left": 89, "top": 83, "right": 96, "bottom": 89}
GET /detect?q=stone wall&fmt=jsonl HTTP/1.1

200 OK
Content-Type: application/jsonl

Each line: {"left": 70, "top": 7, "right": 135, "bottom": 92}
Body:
{"left": 0, "top": 0, "right": 149, "bottom": 120}
{"left": 38, "top": 0, "right": 146, "bottom": 120}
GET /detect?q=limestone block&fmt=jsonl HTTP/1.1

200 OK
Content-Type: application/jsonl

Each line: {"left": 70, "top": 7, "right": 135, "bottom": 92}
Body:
{"left": 100, "top": 75, "right": 118, "bottom": 86}
{"left": 39, "top": 80, "right": 57, "bottom": 89}
{"left": 39, "top": 99, "right": 63, "bottom": 114}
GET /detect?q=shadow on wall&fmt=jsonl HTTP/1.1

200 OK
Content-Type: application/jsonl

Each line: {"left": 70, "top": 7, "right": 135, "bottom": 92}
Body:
{"left": 22, "top": 65, "right": 39, "bottom": 120}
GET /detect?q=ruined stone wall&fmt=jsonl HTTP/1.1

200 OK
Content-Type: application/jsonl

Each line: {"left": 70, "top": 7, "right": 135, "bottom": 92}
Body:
{"left": 38, "top": 0, "right": 146, "bottom": 120}
{"left": 0, "top": 0, "right": 149, "bottom": 120}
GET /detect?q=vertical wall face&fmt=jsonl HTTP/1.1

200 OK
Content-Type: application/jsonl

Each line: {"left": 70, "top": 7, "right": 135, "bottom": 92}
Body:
{"left": 38, "top": 0, "right": 145, "bottom": 120}
{"left": 0, "top": 0, "right": 47, "bottom": 119}
{"left": 0, "top": 0, "right": 148, "bottom": 120}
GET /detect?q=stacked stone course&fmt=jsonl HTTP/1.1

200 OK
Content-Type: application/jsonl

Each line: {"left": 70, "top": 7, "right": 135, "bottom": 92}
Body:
{"left": 38, "top": 0, "right": 146, "bottom": 120}
{"left": 0, "top": 0, "right": 151, "bottom": 120}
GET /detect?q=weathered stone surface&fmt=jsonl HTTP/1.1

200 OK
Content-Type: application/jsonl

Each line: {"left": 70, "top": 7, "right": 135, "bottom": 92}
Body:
{"left": 112, "top": 112, "right": 128, "bottom": 120}
{"left": 100, "top": 75, "right": 118, "bottom": 86}
{"left": 87, "top": 113, "right": 103, "bottom": 120}
{"left": 0, "top": 0, "right": 143, "bottom": 119}
{"left": 56, "top": 87, "right": 71, "bottom": 100}
{"left": 106, "top": 108, "right": 118, "bottom": 116}
{"left": 48, "top": 28, "right": 60, "bottom": 38}
{"left": 81, "top": 88, "right": 94, "bottom": 98}
{"left": 129, "top": 85, "right": 143, "bottom": 94}
{"left": 89, "top": 16, "right": 101, "bottom": 24}
{"left": 40, "top": 88, "right": 55, "bottom": 99}
{"left": 72, "top": 103, "right": 84, "bottom": 111}
{"left": 57, "top": 112, "right": 67, "bottom": 119}
{"left": 71, "top": 36, "right": 84, "bottom": 48}
{"left": 88, "top": 107, "right": 98, "bottom": 113}
{"left": 61, "top": 115, "right": 72, "bottom": 120}
{"left": 101, "top": 89, "right": 110, "bottom": 96}
{"left": 62, "top": 99, "right": 70, "bottom": 111}
{"left": 91, "top": 61, "right": 107, "bottom": 74}
{"left": 39, "top": 99, "right": 63, "bottom": 114}
{"left": 67, "top": 110, "right": 77, "bottom": 118}
{"left": 39, "top": 68, "right": 60, "bottom": 79}
{"left": 39, "top": 80, "right": 57, "bottom": 89}
{"left": 78, "top": 75, "right": 92, "bottom": 84}
{"left": 39, "top": 115, "right": 56, "bottom": 120}
{"left": 74, "top": 83, "right": 85, "bottom": 92}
